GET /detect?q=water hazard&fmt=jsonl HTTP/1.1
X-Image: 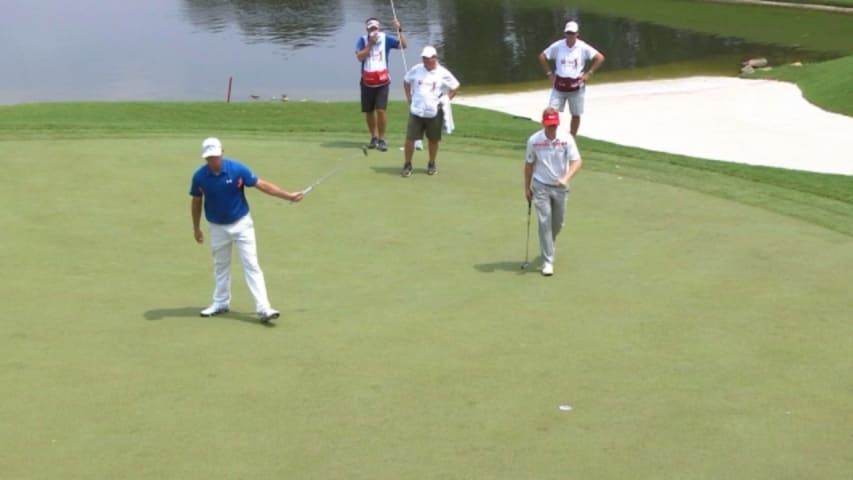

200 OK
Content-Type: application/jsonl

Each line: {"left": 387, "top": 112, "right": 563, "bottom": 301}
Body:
{"left": 0, "top": 0, "right": 836, "bottom": 104}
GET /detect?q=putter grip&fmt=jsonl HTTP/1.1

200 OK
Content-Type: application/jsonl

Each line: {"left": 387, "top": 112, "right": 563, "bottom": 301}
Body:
{"left": 289, "top": 186, "right": 312, "bottom": 205}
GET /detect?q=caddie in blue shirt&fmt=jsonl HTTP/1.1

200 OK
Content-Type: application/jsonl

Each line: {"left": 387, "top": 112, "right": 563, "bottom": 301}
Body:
{"left": 190, "top": 137, "right": 304, "bottom": 324}
{"left": 355, "top": 16, "right": 407, "bottom": 152}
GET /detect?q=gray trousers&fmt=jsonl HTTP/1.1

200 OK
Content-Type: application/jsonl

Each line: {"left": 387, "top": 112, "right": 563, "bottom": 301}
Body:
{"left": 533, "top": 180, "right": 568, "bottom": 265}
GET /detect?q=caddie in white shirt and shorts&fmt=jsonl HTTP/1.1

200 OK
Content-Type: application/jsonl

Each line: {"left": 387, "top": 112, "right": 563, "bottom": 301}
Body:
{"left": 401, "top": 45, "right": 461, "bottom": 177}
{"left": 524, "top": 108, "right": 583, "bottom": 276}
{"left": 539, "top": 20, "right": 605, "bottom": 136}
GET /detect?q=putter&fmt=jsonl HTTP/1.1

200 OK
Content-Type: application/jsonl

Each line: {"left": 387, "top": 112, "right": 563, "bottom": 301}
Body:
{"left": 292, "top": 146, "right": 368, "bottom": 203}
{"left": 521, "top": 200, "right": 532, "bottom": 269}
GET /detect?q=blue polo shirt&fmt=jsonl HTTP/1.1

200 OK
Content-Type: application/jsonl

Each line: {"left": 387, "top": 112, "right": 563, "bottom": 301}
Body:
{"left": 189, "top": 159, "right": 259, "bottom": 225}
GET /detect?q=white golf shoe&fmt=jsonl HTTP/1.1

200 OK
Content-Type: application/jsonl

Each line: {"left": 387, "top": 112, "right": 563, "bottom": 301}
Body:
{"left": 259, "top": 308, "right": 280, "bottom": 324}
{"left": 542, "top": 263, "right": 554, "bottom": 276}
{"left": 200, "top": 304, "right": 229, "bottom": 317}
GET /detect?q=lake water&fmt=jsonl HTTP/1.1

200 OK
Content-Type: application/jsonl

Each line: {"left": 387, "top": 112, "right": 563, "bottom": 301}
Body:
{"left": 0, "top": 0, "right": 834, "bottom": 105}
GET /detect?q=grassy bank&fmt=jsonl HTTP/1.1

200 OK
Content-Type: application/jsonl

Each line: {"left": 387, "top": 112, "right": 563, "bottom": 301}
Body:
{"left": 746, "top": 55, "right": 853, "bottom": 115}
{"left": 514, "top": 0, "right": 853, "bottom": 55}
{"left": 775, "top": 0, "right": 853, "bottom": 6}
{"left": 2, "top": 101, "right": 851, "bottom": 235}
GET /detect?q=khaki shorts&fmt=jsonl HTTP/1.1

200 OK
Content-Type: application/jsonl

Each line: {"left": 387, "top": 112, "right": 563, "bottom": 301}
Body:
{"left": 548, "top": 86, "right": 585, "bottom": 116}
{"left": 406, "top": 110, "right": 444, "bottom": 141}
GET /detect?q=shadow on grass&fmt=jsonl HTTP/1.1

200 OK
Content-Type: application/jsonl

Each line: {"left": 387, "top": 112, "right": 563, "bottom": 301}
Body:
{"left": 321, "top": 140, "right": 368, "bottom": 150}
{"left": 370, "top": 166, "right": 405, "bottom": 176}
{"left": 474, "top": 258, "right": 541, "bottom": 274}
{"left": 144, "top": 307, "right": 274, "bottom": 327}
{"left": 370, "top": 165, "right": 434, "bottom": 176}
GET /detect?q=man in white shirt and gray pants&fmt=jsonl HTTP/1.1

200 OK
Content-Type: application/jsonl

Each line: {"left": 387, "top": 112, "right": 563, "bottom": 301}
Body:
{"left": 402, "top": 45, "right": 461, "bottom": 177}
{"left": 524, "top": 108, "right": 583, "bottom": 276}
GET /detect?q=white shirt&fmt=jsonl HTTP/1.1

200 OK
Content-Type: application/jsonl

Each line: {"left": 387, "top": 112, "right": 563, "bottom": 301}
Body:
{"left": 361, "top": 32, "right": 390, "bottom": 73}
{"left": 542, "top": 39, "right": 600, "bottom": 79}
{"left": 404, "top": 63, "right": 460, "bottom": 118}
{"left": 526, "top": 129, "right": 580, "bottom": 185}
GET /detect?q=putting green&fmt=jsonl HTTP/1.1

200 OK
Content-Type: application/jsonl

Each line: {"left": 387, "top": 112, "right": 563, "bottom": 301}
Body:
{"left": 2, "top": 136, "right": 852, "bottom": 479}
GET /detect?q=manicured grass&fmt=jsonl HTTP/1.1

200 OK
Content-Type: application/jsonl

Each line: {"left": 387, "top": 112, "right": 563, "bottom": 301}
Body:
{"left": 2, "top": 101, "right": 851, "bottom": 233}
{"left": 2, "top": 103, "right": 852, "bottom": 479}
{"left": 747, "top": 55, "right": 853, "bottom": 116}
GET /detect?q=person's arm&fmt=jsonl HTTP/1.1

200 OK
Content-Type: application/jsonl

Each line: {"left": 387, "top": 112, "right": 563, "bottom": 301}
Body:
{"left": 391, "top": 19, "right": 407, "bottom": 49}
{"left": 582, "top": 51, "right": 605, "bottom": 82}
{"left": 559, "top": 151, "right": 583, "bottom": 187}
{"left": 556, "top": 137, "right": 582, "bottom": 186}
{"left": 446, "top": 76, "right": 459, "bottom": 100}
{"left": 191, "top": 196, "right": 204, "bottom": 244}
{"left": 558, "top": 157, "right": 582, "bottom": 186}
{"left": 404, "top": 79, "right": 412, "bottom": 104}
{"left": 538, "top": 51, "right": 554, "bottom": 80}
{"left": 355, "top": 36, "right": 375, "bottom": 63}
{"left": 254, "top": 178, "right": 304, "bottom": 202}
{"left": 524, "top": 138, "right": 536, "bottom": 203}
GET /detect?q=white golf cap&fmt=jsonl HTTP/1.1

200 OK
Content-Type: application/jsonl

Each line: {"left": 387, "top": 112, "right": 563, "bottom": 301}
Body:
{"left": 421, "top": 45, "right": 438, "bottom": 58}
{"left": 564, "top": 21, "right": 579, "bottom": 33}
{"left": 201, "top": 137, "right": 223, "bottom": 158}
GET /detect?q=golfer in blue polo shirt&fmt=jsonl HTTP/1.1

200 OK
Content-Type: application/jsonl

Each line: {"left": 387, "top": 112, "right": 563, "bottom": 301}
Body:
{"left": 190, "top": 137, "right": 304, "bottom": 324}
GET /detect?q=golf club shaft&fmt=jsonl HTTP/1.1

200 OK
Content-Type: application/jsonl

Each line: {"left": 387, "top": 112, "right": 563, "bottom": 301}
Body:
{"left": 291, "top": 147, "right": 367, "bottom": 203}
{"left": 524, "top": 200, "right": 532, "bottom": 266}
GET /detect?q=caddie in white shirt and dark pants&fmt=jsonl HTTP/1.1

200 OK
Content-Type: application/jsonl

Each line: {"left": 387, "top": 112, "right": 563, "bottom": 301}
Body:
{"left": 539, "top": 20, "right": 605, "bottom": 137}
{"left": 524, "top": 108, "right": 583, "bottom": 276}
{"left": 401, "top": 45, "right": 460, "bottom": 177}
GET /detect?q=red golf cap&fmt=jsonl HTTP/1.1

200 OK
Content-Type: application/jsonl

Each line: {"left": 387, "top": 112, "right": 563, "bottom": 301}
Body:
{"left": 542, "top": 111, "right": 560, "bottom": 126}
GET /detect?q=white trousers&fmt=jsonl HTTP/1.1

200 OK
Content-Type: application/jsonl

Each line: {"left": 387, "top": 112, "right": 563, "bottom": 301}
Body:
{"left": 208, "top": 213, "right": 271, "bottom": 313}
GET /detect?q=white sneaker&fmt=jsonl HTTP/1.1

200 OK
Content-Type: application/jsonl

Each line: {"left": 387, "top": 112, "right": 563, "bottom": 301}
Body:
{"left": 542, "top": 263, "right": 554, "bottom": 276}
{"left": 259, "top": 308, "right": 280, "bottom": 324}
{"left": 200, "top": 304, "right": 229, "bottom": 317}
{"left": 399, "top": 140, "right": 425, "bottom": 152}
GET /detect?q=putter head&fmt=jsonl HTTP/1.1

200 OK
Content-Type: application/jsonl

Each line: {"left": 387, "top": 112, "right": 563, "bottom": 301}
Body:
{"left": 361, "top": 146, "right": 368, "bottom": 156}
{"left": 521, "top": 262, "right": 529, "bottom": 270}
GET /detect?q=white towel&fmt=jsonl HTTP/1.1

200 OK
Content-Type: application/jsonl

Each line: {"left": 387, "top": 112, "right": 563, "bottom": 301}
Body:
{"left": 441, "top": 96, "right": 455, "bottom": 134}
